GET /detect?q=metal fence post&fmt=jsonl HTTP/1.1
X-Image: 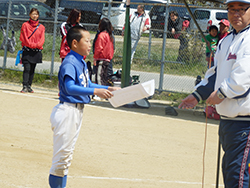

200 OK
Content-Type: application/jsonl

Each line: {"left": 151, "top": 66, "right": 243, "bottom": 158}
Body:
{"left": 158, "top": 0, "right": 170, "bottom": 91}
{"left": 3, "top": 0, "right": 12, "bottom": 69}
{"left": 50, "top": 0, "right": 59, "bottom": 78}
{"left": 148, "top": 30, "right": 152, "bottom": 60}
{"left": 107, "top": 0, "right": 112, "bottom": 20}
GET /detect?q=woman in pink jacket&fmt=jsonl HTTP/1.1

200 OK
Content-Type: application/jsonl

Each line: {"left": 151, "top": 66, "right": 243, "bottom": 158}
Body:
{"left": 93, "top": 18, "right": 114, "bottom": 86}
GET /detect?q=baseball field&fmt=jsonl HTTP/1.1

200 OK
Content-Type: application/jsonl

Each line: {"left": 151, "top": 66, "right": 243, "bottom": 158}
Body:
{"left": 0, "top": 82, "right": 224, "bottom": 188}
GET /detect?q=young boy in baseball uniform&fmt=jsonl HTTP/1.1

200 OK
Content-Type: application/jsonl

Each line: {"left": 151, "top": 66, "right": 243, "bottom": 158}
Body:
{"left": 49, "top": 26, "right": 119, "bottom": 188}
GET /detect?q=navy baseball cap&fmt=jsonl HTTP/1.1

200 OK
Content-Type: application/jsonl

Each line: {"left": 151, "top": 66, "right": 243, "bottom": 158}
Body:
{"left": 226, "top": 0, "right": 250, "bottom": 4}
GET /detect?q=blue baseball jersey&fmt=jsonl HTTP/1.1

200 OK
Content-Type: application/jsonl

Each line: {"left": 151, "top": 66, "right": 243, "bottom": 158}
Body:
{"left": 58, "top": 51, "right": 93, "bottom": 104}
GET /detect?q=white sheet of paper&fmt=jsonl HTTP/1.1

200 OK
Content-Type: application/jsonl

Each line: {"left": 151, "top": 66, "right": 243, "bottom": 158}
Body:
{"left": 108, "top": 79, "right": 155, "bottom": 108}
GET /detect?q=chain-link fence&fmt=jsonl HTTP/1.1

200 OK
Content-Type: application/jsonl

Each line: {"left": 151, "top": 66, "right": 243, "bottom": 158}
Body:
{"left": 0, "top": 0, "right": 226, "bottom": 93}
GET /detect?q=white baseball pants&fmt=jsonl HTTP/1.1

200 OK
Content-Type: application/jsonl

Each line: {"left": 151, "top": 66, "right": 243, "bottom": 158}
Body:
{"left": 49, "top": 102, "right": 84, "bottom": 177}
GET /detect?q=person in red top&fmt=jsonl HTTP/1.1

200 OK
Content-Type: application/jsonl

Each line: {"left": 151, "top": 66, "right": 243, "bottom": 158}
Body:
{"left": 93, "top": 18, "right": 114, "bottom": 86}
{"left": 20, "top": 8, "right": 45, "bottom": 93}
{"left": 60, "top": 9, "right": 83, "bottom": 62}
{"left": 218, "top": 19, "right": 230, "bottom": 42}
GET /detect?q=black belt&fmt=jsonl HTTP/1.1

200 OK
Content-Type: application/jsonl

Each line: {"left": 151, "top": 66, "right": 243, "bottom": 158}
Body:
{"left": 60, "top": 101, "right": 84, "bottom": 110}
{"left": 23, "top": 46, "right": 42, "bottom": 52}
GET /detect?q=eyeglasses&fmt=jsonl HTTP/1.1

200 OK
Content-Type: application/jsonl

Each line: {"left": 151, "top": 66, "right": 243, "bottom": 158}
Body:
{"left": 30, "top": 13, "right": 39, "bottom": 16}
{"left": 227, "top": 6, "right": 250, "bottom": 15}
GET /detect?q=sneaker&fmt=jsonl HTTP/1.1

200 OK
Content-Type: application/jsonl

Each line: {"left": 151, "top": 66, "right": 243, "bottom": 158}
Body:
{"left": 20, "top": 86, "right": 28, "bottom": 93}
{"left": 27, "top": 86, "right": 34, "bottom": 93}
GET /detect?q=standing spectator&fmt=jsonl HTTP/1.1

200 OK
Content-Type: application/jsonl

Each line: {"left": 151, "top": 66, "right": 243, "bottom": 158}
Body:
{"left": 202, "top": 25, "right": 219, "bottom": 68}
{"left": 218, "top": 19, "right": 230, "bottom": 42}
{"left": 179, "top": 0, "right": 250, "bottom": 186}
{"left": 93, "top": 18, "right": 114, "bottom": 86}
{"left": 92, "top": 30, "right": 115, "bottom": 82}
{"left": 167, "top": 11, "right": 182, "bottom": 38}
{"left": 123, "top": 5, "right": 151, "bottom": 63}
{"left": 60, "top": 8, "right": 82, "bottom": 61}
{"left": 167, "top": 11, "right": 189, "bottom": 62}
{"left": 20, "top": 8, "right": 45, "bottom": 93}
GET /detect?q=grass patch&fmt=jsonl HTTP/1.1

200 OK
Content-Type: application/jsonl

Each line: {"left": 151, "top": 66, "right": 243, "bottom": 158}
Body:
{"left": 112, "top": 35, "right": 207, "bottom": 77}
{"left": 153, "top": 90, "right": 189, "bottom": 105}
{"left": 0, "top": 69, "right": 58, "bottom": 89}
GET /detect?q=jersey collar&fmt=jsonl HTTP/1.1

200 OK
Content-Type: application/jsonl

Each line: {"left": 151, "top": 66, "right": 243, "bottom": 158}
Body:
{"left": 68, "top": 50, "right": 85, "bottom": 63}
{"left": 233, "top": 24, "right": 250, "bottom": 35}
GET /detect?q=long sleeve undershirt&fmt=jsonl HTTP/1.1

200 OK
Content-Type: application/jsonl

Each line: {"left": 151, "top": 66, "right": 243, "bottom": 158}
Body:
{"left": 64, "top": 75, "right": 108, "bottom": 96}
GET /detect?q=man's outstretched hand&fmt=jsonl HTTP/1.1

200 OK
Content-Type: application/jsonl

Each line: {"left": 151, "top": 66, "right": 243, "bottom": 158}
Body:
{"left": 178, "top": 94, "right": 198, "bottom": 109}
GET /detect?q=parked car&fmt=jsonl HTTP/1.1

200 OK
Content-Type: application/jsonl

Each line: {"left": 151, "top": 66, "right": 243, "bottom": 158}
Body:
{"left": 101, "top": 0, "right": 166, "bottom": 34}
{"left": 57, "top": 0, "right": 103, "bottom": 25}
{"left": 149, "top": 4, "right": 197, "bottom": 38}
{"left": 0, "top": 0, "right": 67, "bottom": 33}
{"left": 189, "top": 8, "right": 228, "bottom": 33}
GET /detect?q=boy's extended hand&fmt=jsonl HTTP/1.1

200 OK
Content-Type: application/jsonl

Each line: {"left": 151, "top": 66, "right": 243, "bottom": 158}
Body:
{"left": 94, "top": 87, "right": 121, "bottom": 99}
{"left": 94, "top": 89, "right": 113, "bottom": 99}
{"left": 108, "top": 86, "right": 121, "bottom": 92}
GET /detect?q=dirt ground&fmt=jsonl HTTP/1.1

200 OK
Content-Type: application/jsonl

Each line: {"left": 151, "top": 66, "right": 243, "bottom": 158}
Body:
{"left": 0, "top": 82, "right": 224, "bottom": 188}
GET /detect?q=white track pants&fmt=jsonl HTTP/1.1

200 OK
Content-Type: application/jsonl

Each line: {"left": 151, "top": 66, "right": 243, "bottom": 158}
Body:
{"left": 131, "top": 37, "right": 140, "bottom": 63}
{"left": 49, "top": 103, "right": 83, "bottom": 177}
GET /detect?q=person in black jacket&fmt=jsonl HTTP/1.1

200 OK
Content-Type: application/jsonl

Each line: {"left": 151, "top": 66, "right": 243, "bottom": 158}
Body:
{"left": 167, "top": 11, "right": 188, "bottom": 62}
{"left": 167, "top": 11, "right": 182, "bottom": 38}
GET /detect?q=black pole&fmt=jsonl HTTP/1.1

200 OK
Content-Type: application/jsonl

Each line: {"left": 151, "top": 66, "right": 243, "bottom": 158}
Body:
{"left": 216, "top": 140, "right": 221, "bottom": 188}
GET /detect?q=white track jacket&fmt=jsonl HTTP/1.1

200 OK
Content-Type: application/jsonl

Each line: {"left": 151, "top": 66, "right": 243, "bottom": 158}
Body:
{"left": 193, "top": 25, "right": 250, "bottom": 118}
{"left": 130, "top": 12, "right": 151, "bottom": 39}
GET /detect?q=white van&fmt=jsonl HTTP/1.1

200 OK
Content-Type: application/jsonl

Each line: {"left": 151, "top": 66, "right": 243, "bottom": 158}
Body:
{"left": 101, "top": 0, "right": 166, "bottom": 33}
{"left": 190, "top": 8, "right": 228, "bottom": 33}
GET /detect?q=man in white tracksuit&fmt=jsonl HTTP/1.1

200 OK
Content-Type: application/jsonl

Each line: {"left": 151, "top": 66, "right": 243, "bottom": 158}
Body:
{"left": 123, "top": 5, "right": 151, "bottom": 63}
{"left": 179, "top": 0, "right": 250, "bottom": 187}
